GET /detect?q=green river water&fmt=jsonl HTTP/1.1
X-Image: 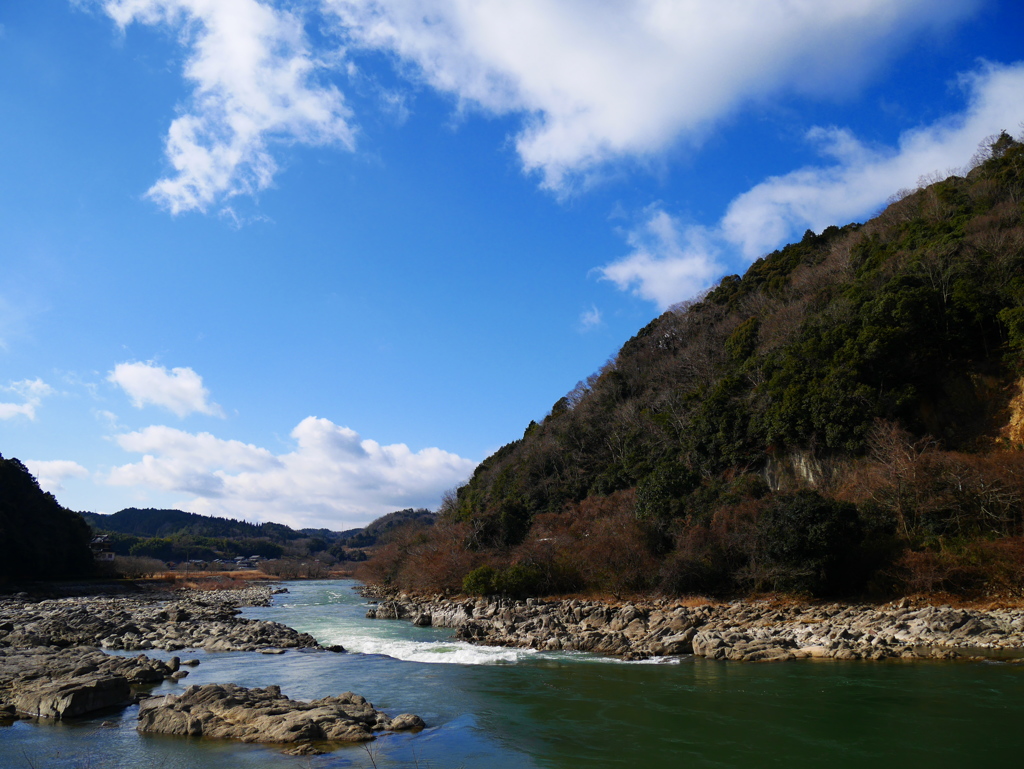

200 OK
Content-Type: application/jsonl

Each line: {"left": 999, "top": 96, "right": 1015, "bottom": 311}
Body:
{"left": 1, "top": 580, "right": 1021, "bottom": 768}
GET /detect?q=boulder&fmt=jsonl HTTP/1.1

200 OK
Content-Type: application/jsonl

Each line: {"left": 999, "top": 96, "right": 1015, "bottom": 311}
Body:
{"left": 0, "top": 646, "right": 177, "bottom": 720}
{"left": 137, "top": 683, "right": 424, "bottom": 748}
{"left": 13, "top": 674, "right": 132, "bottom": 719}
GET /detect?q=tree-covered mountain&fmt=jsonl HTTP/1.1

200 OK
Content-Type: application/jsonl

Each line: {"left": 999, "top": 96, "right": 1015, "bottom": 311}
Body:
{"left": 82, "top": 508, "right": 317, "bottom": 541}
{"left": 366, "top": 132, "right": 1024, "bottom": 599}
{"left": 83, "top": 506, "right": 433, "bottom": 564}
{"left": 0, "top": 454, "right": 94, "bottom": 583}
{"left": 340, "top": 509, "right": 435, "bottom": 548}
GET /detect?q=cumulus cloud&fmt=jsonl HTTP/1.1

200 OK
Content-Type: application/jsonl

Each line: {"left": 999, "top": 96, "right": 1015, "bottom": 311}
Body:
{"left": 600, "top": 208, "right": 723, "bottom": 310}
{"left": 106, "top": 417, "right": 477, "bottom": 529}
{"left": 93, "top": 0, "right": 983, "bottom": 204}
{"left": 108, "top": 361, "right": 223, "bottom": 417}
{"left": 0, "top": 378, "right": 54, "bottom": 420}
{"left": 109, "top": 425, "right": 281, "bottom": 496}
{"left": 99, "top": 0, "right": 354, "bottom": 213}
{"left": 326, "top": 0, "right": 978, "bottom": 191}
{"left": 601, "top": 61, "right": 1024, "bottom": 308}
{"left": 23, "top": 460, "right": 89, "bottom": 493}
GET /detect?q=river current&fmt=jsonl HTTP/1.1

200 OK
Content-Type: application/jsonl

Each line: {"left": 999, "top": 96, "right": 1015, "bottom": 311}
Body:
{"left": 2, "top": 580, "right": 1022, "bottom": 768}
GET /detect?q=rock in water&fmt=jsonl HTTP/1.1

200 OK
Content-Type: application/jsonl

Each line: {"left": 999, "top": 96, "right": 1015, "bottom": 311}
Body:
{"left": 137, "top": 683, "right": 424, "bottom": 749}
{"left": 13, "top": 674, "right": 132, "bottom": 719}
{"left": 0, "top": 646, "right": 179, "bottom": 720}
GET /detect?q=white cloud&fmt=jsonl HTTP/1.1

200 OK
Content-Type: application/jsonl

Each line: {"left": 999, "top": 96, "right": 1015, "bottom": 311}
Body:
{"left": 100, "top": 0, "right": 355, "bottom": 213}
{"left": 106, "top": 417, "right": 477, "bottom": 529}
{"left": 94, "top": 409, "right": 122, "bottom": 428}
{"left": 600, "top": 208, "right": 722, "bottom": 310}
{"left": 109, "top": 425, "right": 281, "bottom": 496}
{"left": 721, "top": 61, "right": 1024, "bottom": 260}
{"left": 601, "top": 61, "right": 1024, "bottom": 308}
{"left": 578, "top": 305, "right": 602, "bottom": 331}
{"left": 326, "top": 0, "right": 979, "bottom": 192}
{"left": 23, "top": 460, "right": 89, "bottom": 493}
{"left": 0, "top": 378, "right": 54, "bottom": 420}
{"left": 108, "top": 361, "right": 223, "bottom": 417}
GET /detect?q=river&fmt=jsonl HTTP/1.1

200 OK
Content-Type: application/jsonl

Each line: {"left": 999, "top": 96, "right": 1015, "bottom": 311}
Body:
{"left": 2, "top": 579, "right": 1023, "bottom": 768}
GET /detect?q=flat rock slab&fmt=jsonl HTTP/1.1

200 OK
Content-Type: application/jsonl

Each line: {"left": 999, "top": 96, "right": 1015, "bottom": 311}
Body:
{"left": 0, "top": 587, "right": 329, "bottom": 654}
{"left": 0, "top": 646, "right": 179, "bottom": 720}
{"left": 137, "top": 683, "right": 425, "bottom": 749}
{"left": 12, "top": 673, "right": 132, "bottom": 720}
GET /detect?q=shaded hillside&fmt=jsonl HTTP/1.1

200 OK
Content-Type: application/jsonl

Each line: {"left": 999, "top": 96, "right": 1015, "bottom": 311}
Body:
{"left": 82, "top": 508, "right": 314, "bottom": 541}
{"left": 82, "top": 508, "right": 319, "bottom": 562}
{"left": 451, "top": 133, "right": 1024, "bottom": 542}
{"left": 84, "top": 506, "right": 436, "bottom": 565}
{"left": 341, "top": 509, "right": 435, "bottom": 548}
{"left": 366, "top": 132, "right": 1024, "bottom": 599}
{"left": 0, "top": 454, "right": 93, "bottom": 583}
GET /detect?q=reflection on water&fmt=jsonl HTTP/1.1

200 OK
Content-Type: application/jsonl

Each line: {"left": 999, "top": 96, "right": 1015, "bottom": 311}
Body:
{"left": 2, "top": 580, "right": 1024, "bottom": 769}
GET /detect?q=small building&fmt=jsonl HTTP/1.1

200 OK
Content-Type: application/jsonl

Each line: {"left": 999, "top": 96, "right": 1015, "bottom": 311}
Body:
{"left": 90, "top": 535, "right": 115, "bottom": 562}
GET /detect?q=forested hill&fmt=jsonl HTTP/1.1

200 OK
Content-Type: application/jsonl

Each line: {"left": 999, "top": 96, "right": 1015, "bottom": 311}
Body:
{"left": 81, "top": 508, "right": 340, "bottom": 542}
{"left": 366, "top": 131, "right": 1024, "bottom": 599}
{"left": 83, "top": 507, "right": 433, "bottom": 546}
{"left": 0, "top": 454, "right": 93, "bottom": 583}
{"left": 83, "top": 506, "right": 435, "bottom": 564}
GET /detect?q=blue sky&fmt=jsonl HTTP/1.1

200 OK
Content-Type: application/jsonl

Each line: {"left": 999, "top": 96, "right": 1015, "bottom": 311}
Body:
{"left": 1, "top": 0, "right": 1022, "bottom": 529}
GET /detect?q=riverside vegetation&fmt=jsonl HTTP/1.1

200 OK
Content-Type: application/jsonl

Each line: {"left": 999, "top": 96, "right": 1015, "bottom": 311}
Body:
{"left": 362, "top": 132, "right": 1024, "bottom": 604}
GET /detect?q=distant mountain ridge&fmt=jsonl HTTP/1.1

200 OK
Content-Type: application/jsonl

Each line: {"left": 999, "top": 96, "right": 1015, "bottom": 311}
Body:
{"left": 83, "top": 506, "right": 435, "bottom": 549}
{"left": 81, "top": 508, "right": 338, "bottom": 543}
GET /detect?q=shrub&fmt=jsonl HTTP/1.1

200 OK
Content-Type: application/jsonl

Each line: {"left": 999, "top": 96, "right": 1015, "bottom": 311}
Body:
{"left": 258, "top": 558, "right": 328, "bottom": 579}
{"left": 113, "top": 555, "right": 166, "bottom": 579}
{"left": 462, "top": 565, "right": 497, "bottom": 596}
{"left": 752, "top": 490, "right": 863, "bottom": 595}
{"left": 494, "top": 563, "right": 544, "bottom": 598}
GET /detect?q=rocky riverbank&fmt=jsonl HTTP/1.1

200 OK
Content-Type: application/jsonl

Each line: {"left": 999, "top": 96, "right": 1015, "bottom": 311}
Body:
{"left": 362, "top": 588, "right": 1024, "bottom": 662}
{"left": 0, "top": 585, "right": 327, "bottom": 654}
{"left": 0, "top": 584, "right": 326, "bottom": 722}
{"left": 0, "top": 583, "right": 424, "bottom": 754}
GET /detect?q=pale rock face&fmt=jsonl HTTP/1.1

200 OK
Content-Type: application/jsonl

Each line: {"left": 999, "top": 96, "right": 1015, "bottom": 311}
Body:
{"left": 137, "top": 683, "right": 424, "bottom": 745}
{"left": 0, "top": 645, "right": 179, "bottom": 720}
{"left": 1004, "top": 378, "right": 1024, "bottom": 443}
{"left": 13, "top": 674, "right": 132, "bottom": 719}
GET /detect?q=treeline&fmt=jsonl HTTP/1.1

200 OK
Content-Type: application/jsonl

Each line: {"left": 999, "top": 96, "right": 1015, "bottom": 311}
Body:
{"left": 340, "top": 509, "right": 435, "bottom": 548}
{"left": 100, "top": 532, "right": 284, "bottom": 562}
{"left": 85, "top": 507, "right": 343, "bottom": 565}
{"left": 0, "top": 452, "right": 424, "bottom": 582}
{"left": 0, "top": 454, "right": 93, "bottom": 582}
{"left": 362, "top": 132, "right": 1024, "bottom": 600}
{"left": 87, "top": 507, "right": 434, "bottom": 568}
{"left": 81, "top": 508, "right": 336, "bottom": 543}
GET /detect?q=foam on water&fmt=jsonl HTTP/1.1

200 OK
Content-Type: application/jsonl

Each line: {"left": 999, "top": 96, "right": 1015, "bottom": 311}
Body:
{"left": 321, "top": 629, "right": 539, "bottom": 665}
{"left": 252, "top": 585, "right": 545, "bottom": 665}
{"left": 251, "top": 581, "right": 679, "bottom": 667}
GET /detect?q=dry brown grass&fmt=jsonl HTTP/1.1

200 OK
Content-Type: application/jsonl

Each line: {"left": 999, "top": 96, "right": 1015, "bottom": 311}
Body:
{"left": 156, "top": 570, "right": 280, "bottom": 590}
